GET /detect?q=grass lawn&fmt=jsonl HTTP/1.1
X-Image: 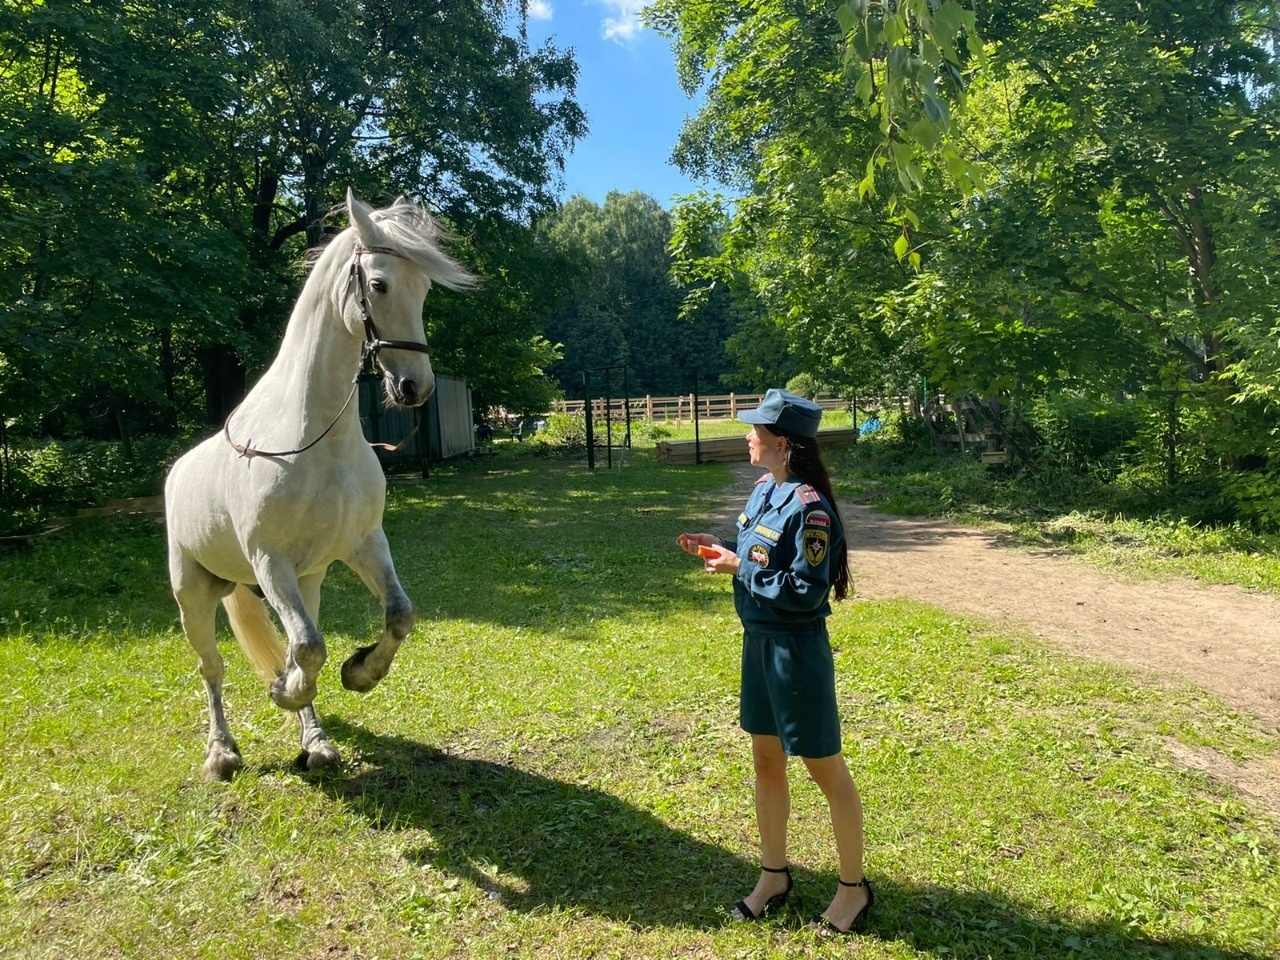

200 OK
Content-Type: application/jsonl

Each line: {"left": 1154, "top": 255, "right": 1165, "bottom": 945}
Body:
{"left": 1, "top": 443, "right": 1277, "bottom": 959}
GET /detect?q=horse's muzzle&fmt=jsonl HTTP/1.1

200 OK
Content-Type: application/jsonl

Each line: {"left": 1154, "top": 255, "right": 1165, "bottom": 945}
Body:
{"left": 390, "top": 376, "right": 434, "bottom": 408}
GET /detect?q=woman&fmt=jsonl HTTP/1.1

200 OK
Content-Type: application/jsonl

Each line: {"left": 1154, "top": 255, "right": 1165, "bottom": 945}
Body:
{"left": 677, "top": 388, "right": 871, "bottom": 937}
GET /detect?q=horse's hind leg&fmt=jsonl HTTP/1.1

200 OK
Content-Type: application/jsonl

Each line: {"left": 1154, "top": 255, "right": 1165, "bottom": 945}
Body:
{"left": 171, "top": 555, "right": 241, "bottom": 780}
{"left": 294, "top": 572, "right": 339, "bottom": 772}
{"left": 340, "top": 529, "right": 415, "bottom": 693}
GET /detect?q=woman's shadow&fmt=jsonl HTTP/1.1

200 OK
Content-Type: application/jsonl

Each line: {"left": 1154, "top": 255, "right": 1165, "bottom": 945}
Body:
{"left": 311, "top": 721, "right": 1275, "bottom": 958}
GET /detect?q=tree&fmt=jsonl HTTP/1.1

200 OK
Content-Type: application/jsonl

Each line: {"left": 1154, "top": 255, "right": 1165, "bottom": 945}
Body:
{"left": 199, "top": 0, "right": 588, "bottom": 415}
{"left": 0, "top": 0, "right": 258, "bottom": 439}
{"left": 538, "top": 191, "right": 742, "bottom": 398}
{"left": 0, "top": 0, "right": 587, "bottom": 445}
{"left": 651, "top": 0, "right": 927, "bottom": 399}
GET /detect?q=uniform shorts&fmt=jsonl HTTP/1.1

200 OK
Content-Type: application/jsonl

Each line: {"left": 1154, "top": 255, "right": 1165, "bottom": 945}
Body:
{"left": 739, "top": 624, "right": 842, "bottom": 758}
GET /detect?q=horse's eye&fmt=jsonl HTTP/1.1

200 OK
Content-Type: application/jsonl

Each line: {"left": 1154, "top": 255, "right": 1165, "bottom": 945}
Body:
{"left": 370, "top": 278, "right": 388, "bottom": 294}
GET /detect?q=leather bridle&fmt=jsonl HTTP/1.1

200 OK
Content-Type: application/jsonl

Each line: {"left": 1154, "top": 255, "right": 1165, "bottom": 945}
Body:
{"left": 223, "top": 245, "right": 432, "bottom": 459}
{"left": 347, "top": 245, "right": 434, "bottom": 372}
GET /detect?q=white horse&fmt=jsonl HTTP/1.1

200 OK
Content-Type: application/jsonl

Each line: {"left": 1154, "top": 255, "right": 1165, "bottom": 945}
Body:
{"left": 165, "top": 189, "right": 474, "bottom": 781}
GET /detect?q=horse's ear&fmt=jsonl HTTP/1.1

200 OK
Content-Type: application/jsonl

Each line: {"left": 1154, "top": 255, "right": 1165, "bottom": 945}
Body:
{"left": 346, "top": 187, "right": 381, "bottom": 247}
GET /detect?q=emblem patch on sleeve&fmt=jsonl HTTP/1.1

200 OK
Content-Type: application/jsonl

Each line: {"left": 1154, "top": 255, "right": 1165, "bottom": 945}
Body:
{"left": 803, "top": 529, "right": 829, "bottom": 565}
{"left": 747, "top": 543, "right": 770, "bottom": 566}
{"left": 805, "top": 510, "right": 831, "bottom": 528}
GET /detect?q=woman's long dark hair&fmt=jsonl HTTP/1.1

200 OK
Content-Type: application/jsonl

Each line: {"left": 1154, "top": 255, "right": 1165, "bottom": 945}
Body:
{"left": 764, "top": 425, "right": 852, "bottom": 601}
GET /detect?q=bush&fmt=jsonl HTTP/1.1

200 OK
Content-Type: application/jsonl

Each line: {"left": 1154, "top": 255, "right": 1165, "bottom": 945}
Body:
{"left": 630, "top": 418, "right": 672, "bottom": 443}
{"left": 0, "top": 435, "right": 181, "bottom": 533}
{"left": 784, "top": 373, "right": 824, "bottom": 399}
{"left": 1026, "top": 392, "right": 1141, "bottom": 480}
{"left": 535, "top": 412, "right": 588, "bottom": 451}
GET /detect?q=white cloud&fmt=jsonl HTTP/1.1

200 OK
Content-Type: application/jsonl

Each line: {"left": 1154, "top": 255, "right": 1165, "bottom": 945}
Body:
{"left": 596, "top": 0, "right": 647, "bottom": 43}
{"left": 527, "top": 0, "right": 553, "bottom": 20}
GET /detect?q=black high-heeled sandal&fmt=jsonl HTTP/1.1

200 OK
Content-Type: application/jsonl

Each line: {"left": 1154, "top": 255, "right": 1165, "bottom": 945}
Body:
{"left": 809, "top": 877, "right": 874, "bottom": 936}
{"left": 731, "top": 865, "right": 792, "bottom": 921}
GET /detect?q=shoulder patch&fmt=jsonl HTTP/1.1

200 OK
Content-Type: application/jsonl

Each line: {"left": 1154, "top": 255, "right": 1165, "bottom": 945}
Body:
{"left": 755, "top": 473, "right": 772, "bottom": 485}
{"left": 797, "top": 484, "right": 821, "bottom": 504}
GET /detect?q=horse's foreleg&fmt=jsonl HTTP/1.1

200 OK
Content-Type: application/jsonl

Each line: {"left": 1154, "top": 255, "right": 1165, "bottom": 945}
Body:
{"left": 340, "top": 529, "right": 415, "bottom": 693}
{"left": 171, "top": 559, "right": 241, "bottom": 780}
{"left": 294, "top": 572, "right": 339, "bottom": 771}
{"left": 255, "top": 558, "right": 326, "bottom": 712}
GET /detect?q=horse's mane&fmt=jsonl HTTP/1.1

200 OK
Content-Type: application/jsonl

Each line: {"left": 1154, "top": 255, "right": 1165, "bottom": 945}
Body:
{"left": 307, "top": 197, "right": 477, "bottom": 291}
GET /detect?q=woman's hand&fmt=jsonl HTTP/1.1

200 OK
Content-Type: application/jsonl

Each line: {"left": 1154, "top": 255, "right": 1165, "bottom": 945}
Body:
{"left": 676, "top": 533, "right": 721, "bottom": 556}
{"left": 676, "top": 534, "right": 739, "bottom": 575}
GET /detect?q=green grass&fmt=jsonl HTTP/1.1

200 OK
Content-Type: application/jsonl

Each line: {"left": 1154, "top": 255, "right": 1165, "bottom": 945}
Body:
{"left": 1, "top": 447, "right": 1277, "bottom": 959}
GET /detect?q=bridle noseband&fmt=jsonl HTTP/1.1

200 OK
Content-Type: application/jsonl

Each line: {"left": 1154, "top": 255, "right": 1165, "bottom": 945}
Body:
{"left": 224, "top": 244, "right": 432, "bottom": 459}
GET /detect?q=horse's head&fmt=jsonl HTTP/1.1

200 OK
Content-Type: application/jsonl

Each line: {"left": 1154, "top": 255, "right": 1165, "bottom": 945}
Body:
{"left": 343, "top": 189, "right": 476, "bottom": 408}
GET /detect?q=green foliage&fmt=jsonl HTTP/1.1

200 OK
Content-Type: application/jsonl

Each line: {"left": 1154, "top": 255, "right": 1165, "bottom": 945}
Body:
{"left": 655, "top": 0, "right": 1280, "bottom": 521}
{"left": 537, "top": 192, "right": 744, "bottom": 397}
{"left": 0, "top": 0, "right": 584, "bottom": 462}
{"left": 1027, "top": 393, "right": 1141, "bottom": 480}
{"left": 629, "top": 418, "right": 673, "bottom": 443}
{"left": 534, "top": 411, "right": 588, "bottom": 450}
{"left": 0, "top": 436, "right": 180, "bottom": 532}
{"left": 1222, "top": 467, "right": 1280, "bottom": 532}
{"left": 783, "top": 372, "right": 824, "bottom": 399}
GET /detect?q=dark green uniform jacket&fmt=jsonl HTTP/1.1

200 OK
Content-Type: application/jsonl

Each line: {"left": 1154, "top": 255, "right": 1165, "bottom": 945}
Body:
{"left": 724, "top": 475, "right": 845, "bottom": 631}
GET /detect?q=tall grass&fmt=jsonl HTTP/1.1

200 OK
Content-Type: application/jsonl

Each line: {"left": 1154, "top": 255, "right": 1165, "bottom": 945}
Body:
{"left": 1, "top": 447, "right": 1276, "bottom": 959}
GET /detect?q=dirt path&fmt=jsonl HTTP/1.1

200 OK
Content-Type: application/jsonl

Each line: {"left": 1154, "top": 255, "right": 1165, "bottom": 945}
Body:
{"left": 718, "top": 463, "right": 1280, "bottom": 813}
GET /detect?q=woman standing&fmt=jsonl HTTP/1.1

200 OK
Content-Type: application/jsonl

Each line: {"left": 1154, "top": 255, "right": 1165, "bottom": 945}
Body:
{"left": 677, "top": 389, "right": 871, "bottom": 937}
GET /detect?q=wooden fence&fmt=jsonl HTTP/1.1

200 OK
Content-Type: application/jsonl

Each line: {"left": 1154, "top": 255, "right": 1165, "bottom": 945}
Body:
{"left": 551, "top": 393, "right": 849, "bottom": 423}
{"left": 656, "top": 428, "right": 858, "bottom": 465}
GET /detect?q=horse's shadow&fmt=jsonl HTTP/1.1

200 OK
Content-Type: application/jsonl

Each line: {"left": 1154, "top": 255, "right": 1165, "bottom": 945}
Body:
{"left": 312, "top": 718, "right": 753, "bottom": 927}
{"left": 304, "top": 722, "right": 1274, "bottom": 958}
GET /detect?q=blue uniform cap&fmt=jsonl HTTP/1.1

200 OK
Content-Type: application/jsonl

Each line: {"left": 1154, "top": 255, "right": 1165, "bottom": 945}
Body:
{"left": 738, "top": 388, "right": 823, "bottom": 438}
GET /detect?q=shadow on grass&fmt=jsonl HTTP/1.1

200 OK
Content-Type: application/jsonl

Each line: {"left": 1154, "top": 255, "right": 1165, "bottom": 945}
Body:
{"left": 315, "top": 718, "right": 753, "bottom": 928}
{"left": 859, "top": 877, "right": 1270, "bottom": 960}
{"left": 311, "top": 722, "right": 1269, "bottom": 958}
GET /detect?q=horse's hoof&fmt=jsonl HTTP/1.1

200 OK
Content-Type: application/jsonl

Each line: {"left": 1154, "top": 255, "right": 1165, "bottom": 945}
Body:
{"left": 298, "top": 741, "right": 341, "bottom": 772}
{"left": 203, "top": 745, "right": 243, "bottom": 781}
{"left": 340, "top": 645, "right": 380, "bottom": 693}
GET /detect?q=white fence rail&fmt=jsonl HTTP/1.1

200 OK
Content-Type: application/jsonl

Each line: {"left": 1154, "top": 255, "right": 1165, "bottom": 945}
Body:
{"left": 551, "top": 393, "right": 849, "bottom": 423}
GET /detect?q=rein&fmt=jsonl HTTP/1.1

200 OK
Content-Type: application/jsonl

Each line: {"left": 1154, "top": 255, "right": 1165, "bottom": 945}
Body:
{"left": 223, "top": 245, "right": 431, "bottom": 459}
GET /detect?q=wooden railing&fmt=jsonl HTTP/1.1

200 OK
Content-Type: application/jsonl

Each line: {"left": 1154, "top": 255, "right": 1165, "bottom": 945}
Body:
{"left": 551, "top": 393, "right": 849, "bottom": 423}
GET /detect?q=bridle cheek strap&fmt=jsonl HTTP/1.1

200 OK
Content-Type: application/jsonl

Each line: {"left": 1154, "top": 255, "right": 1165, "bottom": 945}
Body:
{"left": 349, "top": 246, "right": 433, "bottom": 374}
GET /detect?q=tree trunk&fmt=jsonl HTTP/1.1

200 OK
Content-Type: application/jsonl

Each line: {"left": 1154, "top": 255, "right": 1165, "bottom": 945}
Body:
{"left": 198, "top": 345, "right": 246, "bottom": 426}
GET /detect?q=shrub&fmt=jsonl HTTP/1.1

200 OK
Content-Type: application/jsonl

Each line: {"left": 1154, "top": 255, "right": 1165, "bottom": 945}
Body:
{"left": 1026, "top": 392, "right": 1141, "bottom": 480}
{"left": 535, "top": 412, "right": 588, "bottom": 451}
{"left": 630, "top": 418, "right": 672, "bottom": 443}
{"left": 784, "top": 373, "right": 824, "bottom": 399}
{"left": 0, "top": 435, "right": 183, "bottom": 534}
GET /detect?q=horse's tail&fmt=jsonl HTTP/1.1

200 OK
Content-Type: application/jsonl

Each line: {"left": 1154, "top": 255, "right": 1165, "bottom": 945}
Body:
{"left": 222, "top": 584, "right": 286, "bottom": 683}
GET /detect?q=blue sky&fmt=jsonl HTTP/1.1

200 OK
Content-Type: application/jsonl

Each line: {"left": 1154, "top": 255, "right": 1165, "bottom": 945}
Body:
{"left": 518, "top": 0, "right": 719, "bottom": 208}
